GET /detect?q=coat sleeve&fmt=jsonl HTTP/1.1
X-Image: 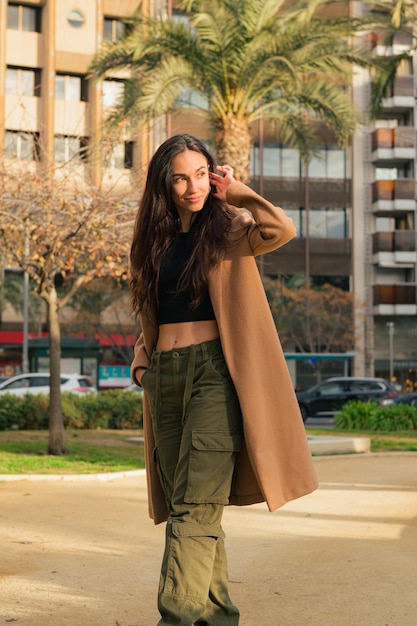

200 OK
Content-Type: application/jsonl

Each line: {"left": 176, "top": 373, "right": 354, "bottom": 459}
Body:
{"left": 130, "top": 332, "right": 151, "bottom": 386}
{"left": 225, "top": 180, "right": 296, "bottom": 255}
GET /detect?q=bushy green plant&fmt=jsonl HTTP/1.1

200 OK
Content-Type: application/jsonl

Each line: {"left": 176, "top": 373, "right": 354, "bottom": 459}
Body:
{"left": 0, "top": 389, "right": 143, "bottom": 430}
{"left": 0, "top": 394, "right": 26, "bottom": 430}
{"left": 335, "top": 401, "right": 417, "bottom": 431}
{"left": 20, "top": 394, "right": 49, "bottom": 429}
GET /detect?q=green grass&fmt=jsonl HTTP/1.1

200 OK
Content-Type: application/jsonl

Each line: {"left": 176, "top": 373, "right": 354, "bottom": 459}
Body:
{"left": 1, "top": 428, "right": 416, "bottom": 475}
{"left": 0, "top": 430, "right": 145, "bottom": 474}
{"left": 306, "top": 427, "right": 417, "bottom": 453}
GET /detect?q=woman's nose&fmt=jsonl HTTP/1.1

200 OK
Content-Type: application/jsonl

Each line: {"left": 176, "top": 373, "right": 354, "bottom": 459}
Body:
{"left": 187, "top": 177, "right": 198, "bottom": 191}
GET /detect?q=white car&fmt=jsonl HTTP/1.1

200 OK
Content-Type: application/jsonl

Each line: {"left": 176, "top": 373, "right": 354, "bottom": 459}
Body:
{"left": 0, "top": 373, "right": 97, "bottom": 397}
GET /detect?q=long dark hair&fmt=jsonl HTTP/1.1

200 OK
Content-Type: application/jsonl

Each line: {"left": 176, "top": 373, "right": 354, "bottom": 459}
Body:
{"left": 130, "top": 134, "right": 234, "bottom": 319}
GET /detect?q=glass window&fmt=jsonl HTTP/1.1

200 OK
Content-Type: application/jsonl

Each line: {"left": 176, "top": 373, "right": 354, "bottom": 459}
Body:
{"left": 105, "top": 142, "right": 134, "bottom": 169}
{"left": 102, "top": 80, "right": 124, "bottom": 107}
{"left": 302, "top": 207, "right": 348, "bottom": 239}
{"left": 319, "top": 381, "right": 345, "bottom": 394}
{"left": 4, "top": 377, "right": 31, "bottom": 390}
{"left": 327, "top": 210, "right": 347, "bottom": 238}
{"left": 67, "top": 76, "right": 81, "bottom": 101}
{"left": 30, "top": 376, "right": 49, "bottom": 387}
{"left": 8, "top": 4, "right": 40, "bottom": 32}
{"left": 7, "top": 5, "right": 19, "bottom": 29}
{"left": 55, "top": 74, "right": 82, "bottom": 101}
{"left": 375, "top": 167, "right": 398, "bottom": 180}
{"left": 54, "top": 136, "right": 85, "bottom": 164}
{"left": 327, "top": 148, "right": 346, "bottom": 178}
{"left": 55, "top": 75, "right": 66, "bottom": 100}
{"left": 5, "top": 131, "right": 35, "bottom": 160}
{"left": 104, "top": 17, "right": 126, "bottom": 41}
{"left": 281, "top": 148, "right": 300, "bottom": 177}
{"left": 67, "top": 9, "right": 85, "bottom": 28}
{"left": 5, "top": 68, "right": 18, "bottom": 94}
{"left": 5, "top": 67, "right": 39, "bottom": 96}
{"left": 308, "top": 209, "right": 326, "bottom": 237}
{"left": 263, "top": 146, "right": 280, "bottom": 176}
{"left": 20, "top": 69, "right": 35, "bottom": 96}
{"left": 309, "top": 153, "right": 326, "bottom": 178}
{"left": 177, "top": 88, "right": 208, "bottom": 110}
{"left": 21, "top": 5, "right": 37, "bottom": 31}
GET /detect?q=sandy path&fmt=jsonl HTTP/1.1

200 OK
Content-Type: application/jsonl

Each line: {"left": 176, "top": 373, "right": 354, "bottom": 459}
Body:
{"left": 1, "top": 453, "right": 417, "bottom": 626}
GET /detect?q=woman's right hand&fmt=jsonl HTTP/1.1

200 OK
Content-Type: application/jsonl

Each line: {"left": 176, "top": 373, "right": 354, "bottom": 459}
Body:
{"left": 209, "top": 165, "right": 236, "bottom": 202}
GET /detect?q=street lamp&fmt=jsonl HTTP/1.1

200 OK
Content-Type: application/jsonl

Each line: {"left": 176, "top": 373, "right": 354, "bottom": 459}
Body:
{"left": 387, "top": 321, "right": 395, "bottom": 382}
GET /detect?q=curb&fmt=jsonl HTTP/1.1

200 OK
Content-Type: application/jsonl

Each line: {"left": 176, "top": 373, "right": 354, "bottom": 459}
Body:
{"left": 0, "top": 469, "right": 147, "bottom": 482}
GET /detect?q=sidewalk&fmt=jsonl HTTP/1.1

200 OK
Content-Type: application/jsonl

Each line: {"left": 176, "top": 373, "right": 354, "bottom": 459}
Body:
{"left": 1, "top": 453, "right": 417, "bottom": 626}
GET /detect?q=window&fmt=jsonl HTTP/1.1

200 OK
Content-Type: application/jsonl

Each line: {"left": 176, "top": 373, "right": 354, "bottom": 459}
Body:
{"left": 67, "top": 9, "right": 85, "bottom": 28}
{"left": 105, "top": 141, "right": 134, "bottom": 169}
{"left": 6, "top": 66, "right": 41, "bottom": 97}
{"left": 318, "top": 381, "right": 345, "bottom": 394}
{"left": 251, "top": 144, "right": 348, "bottom": 179}
{"left": 251, "top": 145, "right": 300, "bottom": 177}
{"left": 103, "top": 17, "right": 126, "bottom": 41}
{"left": 55, "top": 74, "right": 87, "bottom": 102}
{"left": 308, "top": 147, "right": 348, "bottom": 179}
{"left": 54, "top": 136, "right": 88, "bottom": 164}
{"left": 177, "top": 88, "right": 209, "bottom": 110}
{"left": 375, "top": 162, "right": 414, "bottom": 180}
{"left": 5, "top": 130, "right": 37, "bottom": 160}
{"left": 300, "top": 207, "right": 349, "bottom": 239}
{"left": 7, "top": 3, "right": 41, "bottom": 32}
{"left": 102, "top": 79, "right": 124, "bottom": 107}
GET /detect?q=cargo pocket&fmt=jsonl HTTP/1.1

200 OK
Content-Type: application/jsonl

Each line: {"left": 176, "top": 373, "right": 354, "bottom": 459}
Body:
{"left": 185, "top": 430, "right": 242, "bottom": 504}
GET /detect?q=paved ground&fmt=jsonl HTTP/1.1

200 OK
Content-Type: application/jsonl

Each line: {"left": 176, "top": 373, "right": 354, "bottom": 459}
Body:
{"left": 1, "top": 453, "right": 417, "bottom": 626}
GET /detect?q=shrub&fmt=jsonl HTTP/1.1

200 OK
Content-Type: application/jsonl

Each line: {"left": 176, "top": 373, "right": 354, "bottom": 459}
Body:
{"left": 335, "top": 400, "right": 417, "bottom": 431}
{"left": 0, "top": 394, "right": 27, "bottom": 430}
{"left": 0, "top": 389, "right": 143, "bottom": 430}
{"left": 20, "top": 394, "right": 49, "bottom": 429}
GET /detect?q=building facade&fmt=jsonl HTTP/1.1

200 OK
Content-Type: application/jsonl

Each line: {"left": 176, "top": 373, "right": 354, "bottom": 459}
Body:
{"left": 0, "top": 0, "right": 416, "bottom": 389}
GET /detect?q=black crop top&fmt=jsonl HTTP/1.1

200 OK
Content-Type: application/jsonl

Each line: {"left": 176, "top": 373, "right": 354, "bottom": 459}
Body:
{"left": 157, "top": 232, "right": 216, "bottom": 325}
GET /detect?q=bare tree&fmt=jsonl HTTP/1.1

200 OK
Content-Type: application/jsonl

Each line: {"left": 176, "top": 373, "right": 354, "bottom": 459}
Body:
{"left": 0, "top": 164, "right": 134, "bottom": 454}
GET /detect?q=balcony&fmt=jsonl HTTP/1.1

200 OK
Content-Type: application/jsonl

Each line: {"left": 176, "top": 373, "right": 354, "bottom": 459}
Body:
{"left": 380, "top": 76, "right": 415, "bottom": 110}
{"left": 371, "top": 127, "right": 416, "bottom": 163}
{"left": 373, "top": 284, "right": 417, "bottom": 315}
{"left": 372, "top": 231, "right": 416, "bottom": 267}
{"left": 372, "top": 179, "right": 416, "bottom": 213}
{"left": 369, "top": 30, "right": 414, "bottom": 51}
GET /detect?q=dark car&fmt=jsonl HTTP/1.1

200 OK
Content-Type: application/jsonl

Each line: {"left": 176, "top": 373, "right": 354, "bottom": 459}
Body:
{"left": 393, "top": 392, "right": 417, "bottom": 407}
{"left": 296, "top": 376, "right": 399, "bottom": 422}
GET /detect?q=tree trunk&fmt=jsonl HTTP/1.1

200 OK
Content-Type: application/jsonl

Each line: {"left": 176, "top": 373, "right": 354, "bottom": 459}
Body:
{"left": 47, "top": 286, "right": 68, "bottom": 455}
{"left": 214, "top": 115, "right": 252, "bottom": 183}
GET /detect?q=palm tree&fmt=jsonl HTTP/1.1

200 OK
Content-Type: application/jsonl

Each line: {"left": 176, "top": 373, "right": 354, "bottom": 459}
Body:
{"left": 369, "top": 0, "right": 417, "bottom": 116}
{"left": 90, "top": 0, "right": 371, "bottom": 181}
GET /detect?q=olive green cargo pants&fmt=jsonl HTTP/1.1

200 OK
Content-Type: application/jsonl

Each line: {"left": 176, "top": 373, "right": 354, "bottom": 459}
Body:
{"left": 142, "top": 339, "right": 243, "bottom": 626}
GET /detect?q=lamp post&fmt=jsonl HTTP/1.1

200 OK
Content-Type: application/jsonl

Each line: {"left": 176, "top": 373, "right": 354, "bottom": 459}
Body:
{"left": 387, "top": 321, "right": 395, "bottom": 382}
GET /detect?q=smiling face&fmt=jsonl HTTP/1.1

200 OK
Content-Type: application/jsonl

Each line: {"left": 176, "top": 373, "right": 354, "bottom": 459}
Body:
{"left": 170, "top": 149, "right": 211, "bottom": 231}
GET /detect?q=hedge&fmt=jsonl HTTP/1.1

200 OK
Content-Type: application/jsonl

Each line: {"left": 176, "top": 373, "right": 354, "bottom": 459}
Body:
{"left": 0, "top": 389, "right": 143, "bottom": 431}
{"left": 335, "top": 400, "right": 417, "bottom": 431}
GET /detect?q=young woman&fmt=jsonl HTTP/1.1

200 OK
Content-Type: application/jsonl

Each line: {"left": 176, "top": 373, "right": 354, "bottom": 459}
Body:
{"left": 130, "top": 134, "right": 317, "bottom": 625}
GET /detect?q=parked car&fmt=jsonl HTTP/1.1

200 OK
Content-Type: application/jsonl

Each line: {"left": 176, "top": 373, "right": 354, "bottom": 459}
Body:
{"left": 296, "top": 376, "right": 399, "bottom": 422}
{"left": 393, "top": 392, "right": 417, "bottom": 407}
{"left": 0, "top": 373, "right": 97, "bottom": 397}
{"left": 122, "top": 383, "right": 143, "bottom": 396}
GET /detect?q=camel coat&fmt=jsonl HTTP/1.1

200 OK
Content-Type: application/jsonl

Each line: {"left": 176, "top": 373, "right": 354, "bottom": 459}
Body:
{"left": 131, "top": 181, "right": 318, "bottom": 524}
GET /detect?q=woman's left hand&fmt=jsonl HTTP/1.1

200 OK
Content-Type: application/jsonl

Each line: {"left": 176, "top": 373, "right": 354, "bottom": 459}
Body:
{"left": 209, "top": 165, "right": 236, "bottom": 202}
